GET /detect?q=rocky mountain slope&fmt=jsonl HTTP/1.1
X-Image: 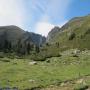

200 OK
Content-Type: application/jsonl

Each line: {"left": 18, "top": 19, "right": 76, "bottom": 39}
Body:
{"left": 46, "top": 15, "right": 90, "bottom": 50}
{"left": 46, "top": 26, "right": 61, "bottom": 42}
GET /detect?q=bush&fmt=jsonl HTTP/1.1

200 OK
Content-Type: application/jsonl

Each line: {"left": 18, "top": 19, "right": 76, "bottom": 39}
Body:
{"left": 68, "top": 32, "right": 76, "bottom": 40}
{"left": 74, "top": 84, "right": 88, "bottom": 90}
{"left": 81, "top": 29, "right": 90, "bottom": 39}
{"left": 30, "top": 54, "right": 46, "bottom": 61}
{"left": 0, "top": 59, "right": 10, "bottom": 62}
{"left": 30, "top": 50, "right": 61, "bottom": 61}
{"left": 0, "top": 52, "right": 4, "bottom": 58}
{"left": 85, "top": 29, "right": 90, "bottom": 35}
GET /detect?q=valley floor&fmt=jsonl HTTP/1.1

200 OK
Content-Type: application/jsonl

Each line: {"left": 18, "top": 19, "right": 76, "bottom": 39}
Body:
{"left": 0, "top": 49, "right": 90, "bottom": 90}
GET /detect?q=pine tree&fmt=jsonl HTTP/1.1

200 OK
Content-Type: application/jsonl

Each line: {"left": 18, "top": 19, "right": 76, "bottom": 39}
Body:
{"left": 26, "top": 43, "right": 31, "bottom": 54}
{"left": 35, "top": 46, "right": 40, "bottom": 53}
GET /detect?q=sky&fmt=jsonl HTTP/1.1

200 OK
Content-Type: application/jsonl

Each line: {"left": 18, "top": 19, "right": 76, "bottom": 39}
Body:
{"left": 0, "top": 0, "right": 90, "bottom": 36}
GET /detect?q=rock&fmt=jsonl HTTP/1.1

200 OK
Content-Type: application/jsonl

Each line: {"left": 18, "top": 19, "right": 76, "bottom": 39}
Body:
{"left": 60, "top": 82, "right": 66, "bottom": 86}
{"left": 29, "top": 61, "right": 37, "bottom": 65}
{"left": 29, "top": 79, "right": 35, "bottom": 83}
{"left": 50, "top": 85, "right": 54, "bottom": 87}
{"left": 73, "top": 49, "right": 80, "bottom": 54}
{"left": 76, "top": 79, "right": 84, "bottom": 84}
{"left": 72, "top": 49, "right": 80, "bottom": 57}
{"left": 73, "top": 54, "right": 79, "bottom": 57}
{"left": 46, "top": 26, "right": 61, "bottom": 42}
{"left": 46, "top": 60, "right": 50, "bottom": 63}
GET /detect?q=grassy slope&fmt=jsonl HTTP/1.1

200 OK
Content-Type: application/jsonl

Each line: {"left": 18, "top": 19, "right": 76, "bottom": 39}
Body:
{"left": 46, "top": 15, "right": 90, "bottom": 52}
{"left": 0, "top": 49, "right": 90, "bottom": 90}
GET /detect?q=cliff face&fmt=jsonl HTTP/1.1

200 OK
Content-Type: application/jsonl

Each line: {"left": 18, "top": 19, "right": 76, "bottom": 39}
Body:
{"left": 46, "top": 26, "right": 60, "bottom": 42}
{"left": 29, "top": 32, "right": 46, "bottom": 46}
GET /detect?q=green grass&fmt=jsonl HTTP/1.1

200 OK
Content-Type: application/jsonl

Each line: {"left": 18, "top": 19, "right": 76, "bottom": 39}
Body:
{"left": 0, "top": 49, "right": 90, "bottom": 89}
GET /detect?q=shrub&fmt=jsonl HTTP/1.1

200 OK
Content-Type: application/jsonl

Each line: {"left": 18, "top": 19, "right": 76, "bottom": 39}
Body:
{"left": 85, "top": 29, "right": 90, "bottom": 35}
{"left": 46, "top": 43, "right": 50, "bottom": 46}
{"left": 0, "top": 59, "right": 10, "bottom": 62}
{"left": 68, "top": 32, "right": 76, "bottom": 40}
{"left": 0, "top": 52, "right": 4, "bottom": 58}
{"left": 74, "top": 84, "right": 88, "bottom": 90}
{"left": 30, "top": 54, "right": 46, "bottom": 61}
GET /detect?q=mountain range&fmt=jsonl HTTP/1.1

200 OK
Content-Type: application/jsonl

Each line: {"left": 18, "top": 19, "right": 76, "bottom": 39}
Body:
{"left": 0, "top": 14, "right": 90, "bottom": 55}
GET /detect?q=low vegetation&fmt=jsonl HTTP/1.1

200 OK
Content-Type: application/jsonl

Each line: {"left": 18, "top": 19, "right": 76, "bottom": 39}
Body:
{"left": 0, "top": 49, "right": 90, "bottom": 90}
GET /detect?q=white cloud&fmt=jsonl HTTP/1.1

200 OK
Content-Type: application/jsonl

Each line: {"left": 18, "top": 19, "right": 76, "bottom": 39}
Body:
{"left": 0, "top": 0, "right": 25, "bottom": 28}
{"left": 35, "top": 20, "right": 67, "bottom": 37}
{"left": 0, "top": 0, "right": 71, "bottom": 36}
{"left": 35, "top": 22, "right": 54, "bottom": 36}
{"left": 34, "top": 0, "right": 72, "bottom": 36}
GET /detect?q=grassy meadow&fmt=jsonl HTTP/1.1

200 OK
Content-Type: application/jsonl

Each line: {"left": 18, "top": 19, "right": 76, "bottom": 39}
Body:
{"left": 0, "top": 49, "right": 90, "bottom": 90}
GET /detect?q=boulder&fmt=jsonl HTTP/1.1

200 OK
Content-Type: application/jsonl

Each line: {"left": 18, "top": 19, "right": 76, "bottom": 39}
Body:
{"left": 29, "top": 61, "right": 37, "bottom": 65}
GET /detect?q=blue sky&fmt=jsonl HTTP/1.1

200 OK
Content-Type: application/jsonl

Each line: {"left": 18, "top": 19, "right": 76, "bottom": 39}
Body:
{"left": 0, "top": 0, "right": 90, "bottom": 36}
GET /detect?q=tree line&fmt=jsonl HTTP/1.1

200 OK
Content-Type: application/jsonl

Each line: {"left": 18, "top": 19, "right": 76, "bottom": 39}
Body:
{"left": 0, "top": 39, "right": 40, "bottom": 55}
